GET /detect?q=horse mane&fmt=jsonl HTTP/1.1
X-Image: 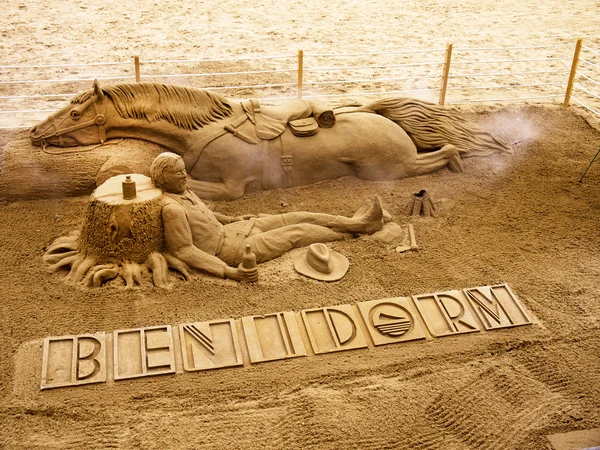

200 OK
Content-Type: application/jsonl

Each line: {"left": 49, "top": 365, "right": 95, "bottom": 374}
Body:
{"left": 363, "top": 97, "right": 512, "bottom": 157}
{"left": 71, "top": 82, "right": 233, "bottom": 130}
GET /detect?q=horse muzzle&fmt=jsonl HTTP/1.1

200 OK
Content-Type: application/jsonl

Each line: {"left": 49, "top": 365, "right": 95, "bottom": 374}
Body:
{"left": 29, "top": 124, "right": 45, "bottom": 146}
{"left": 29, "top": 124, "right": 80, "bottom": 148}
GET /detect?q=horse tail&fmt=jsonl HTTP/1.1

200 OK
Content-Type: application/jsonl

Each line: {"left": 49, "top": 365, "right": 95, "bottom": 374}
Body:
{"left": 361, "top": 97, "right": 512, "bottom": 157}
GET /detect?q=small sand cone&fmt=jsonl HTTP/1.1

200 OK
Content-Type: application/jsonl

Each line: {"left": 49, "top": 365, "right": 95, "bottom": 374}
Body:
{"left": 405, "top": 190, "right": 436, "bottom": 217}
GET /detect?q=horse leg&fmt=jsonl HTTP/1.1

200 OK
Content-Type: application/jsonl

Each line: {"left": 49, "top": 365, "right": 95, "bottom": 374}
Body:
{"left": 412, "top": 144, "right": 462, "bottom": 176}
{"left": 186, "top": 175, "right": 258, "bottom": 201}
{"left": 186, "top": 132, "right": 262, "bottom": 200}
{"left": 334, "top": 114, "right": 461, "bottom": 182}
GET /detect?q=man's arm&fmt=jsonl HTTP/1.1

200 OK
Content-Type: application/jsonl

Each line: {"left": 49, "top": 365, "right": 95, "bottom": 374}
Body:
{"left": 213, "top": 212, "right": 259, "bottom": 225}
{"left": 212, "top": 212, "right": 240, "bottom": 225}
{"left": 162, "top": 203, "right": 246, "bottom": 280}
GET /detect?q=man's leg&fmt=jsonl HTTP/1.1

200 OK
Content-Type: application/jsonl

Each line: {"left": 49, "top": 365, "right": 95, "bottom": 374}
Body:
{"left": 243, "top": 224, "right": 350, "bottom": 264}
{"left": 251, "top": 196, "right": 384, "bottom": 235}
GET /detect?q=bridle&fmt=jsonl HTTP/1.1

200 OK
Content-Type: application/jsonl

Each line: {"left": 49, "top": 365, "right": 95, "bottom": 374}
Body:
{"left": 34, "top": 96, "right": 108, "bottom": 150}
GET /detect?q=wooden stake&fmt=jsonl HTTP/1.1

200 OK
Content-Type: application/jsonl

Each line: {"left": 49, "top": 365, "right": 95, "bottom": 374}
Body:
{"left": 408, "top": 224, "right": 418, "bottom": 250}
{"left": 439, "top": 43, "right": 453, "bottom": 105}
{"left": 134, "top": 56, "right": 141, "bottom": 83}
{"left": 564, "top": 39, "right": 583, "bottom": 107}
{"left": 297, "top": 49, "right": 304, "bottom": 99}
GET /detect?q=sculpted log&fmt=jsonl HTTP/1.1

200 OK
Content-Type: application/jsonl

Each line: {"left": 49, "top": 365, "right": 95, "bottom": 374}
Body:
{"left": 44, "top": 174, "right": 191, "bottom": 288}
{"left": 30, "top": 81, "right": 511, "bottom": 201}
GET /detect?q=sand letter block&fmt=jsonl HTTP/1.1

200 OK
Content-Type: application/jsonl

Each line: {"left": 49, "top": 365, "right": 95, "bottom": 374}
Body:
{"left": 412, "top": 290, "right": 481, "bottom": 337}
{"left": 357, "top": 297, "right": 426, "bottom": 346}
{"left": 41, "top": 333, "right": 106, "bottom": 389}
{"left": 179, "top": 320, "right": 243, "bottom": 371}
{"left": 463, "top": 284, "right": 532, "bottom": 330}
{"left": 242, "top": 312, "right": 306, "bottom": 363}
{"left": 113, "top": 325, "right": 175, "bottom": 380}
{"left": 302, "top": 305, "right": 368, "bottom": 354}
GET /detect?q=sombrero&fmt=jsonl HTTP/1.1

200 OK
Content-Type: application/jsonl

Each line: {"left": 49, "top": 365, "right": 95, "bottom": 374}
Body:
{"left": 294, "top": 243, "right": 349, "bottom": 281}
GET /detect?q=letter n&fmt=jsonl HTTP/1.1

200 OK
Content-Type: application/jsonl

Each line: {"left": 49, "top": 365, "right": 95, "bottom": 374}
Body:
{"left": 179, "top": 320, "right": 243, "bottom": 371}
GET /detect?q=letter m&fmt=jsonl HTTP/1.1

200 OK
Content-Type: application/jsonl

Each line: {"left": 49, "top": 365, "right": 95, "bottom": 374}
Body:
{"left": 464, "top": 287, "right": 515, "bottom": 330}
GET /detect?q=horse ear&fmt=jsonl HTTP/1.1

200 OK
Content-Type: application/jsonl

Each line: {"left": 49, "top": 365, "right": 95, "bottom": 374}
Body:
{"left": 93, "top": 79, "right": 105, "bottom": 102}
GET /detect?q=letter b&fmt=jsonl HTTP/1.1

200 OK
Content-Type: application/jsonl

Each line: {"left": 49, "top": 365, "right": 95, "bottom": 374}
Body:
{"left": 41, "top": 333, "right": 107, "bottom": 389}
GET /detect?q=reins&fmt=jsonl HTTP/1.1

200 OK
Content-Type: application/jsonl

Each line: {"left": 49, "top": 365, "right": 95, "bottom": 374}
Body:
{"left": 41, "top": 138, "right": 124, "bottom": 155}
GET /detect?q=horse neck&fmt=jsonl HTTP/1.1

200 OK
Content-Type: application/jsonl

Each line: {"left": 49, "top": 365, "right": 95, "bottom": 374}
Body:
{"left": 105, "top": 116, "right": 196, "bottom": 154}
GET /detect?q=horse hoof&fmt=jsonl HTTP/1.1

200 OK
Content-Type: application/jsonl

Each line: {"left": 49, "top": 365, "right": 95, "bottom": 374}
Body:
{"left": 447, "top": 154, "right": 463, "bottom": 173}
{"left": 357, "top": 195, "right": 385, "bottom": 233}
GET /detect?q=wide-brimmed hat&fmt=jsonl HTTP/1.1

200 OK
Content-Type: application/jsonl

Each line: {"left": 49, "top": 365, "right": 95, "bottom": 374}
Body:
{"left": 294, "top": 243, "right": 349, "bottom": 281}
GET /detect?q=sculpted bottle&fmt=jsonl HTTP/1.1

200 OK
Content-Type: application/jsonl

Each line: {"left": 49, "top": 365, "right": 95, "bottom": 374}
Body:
{"left": 241, "top": 244, "right": 257, "bottom": 283}
{"left": 122, "top": 175, "right": 137, "bottom": 200}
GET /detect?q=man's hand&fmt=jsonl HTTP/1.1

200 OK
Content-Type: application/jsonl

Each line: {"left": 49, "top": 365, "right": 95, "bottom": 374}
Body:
{"left": 238, "top": 263, "right": 258, "bottom": 282}
{"left": 224, "top": 264, "right": 259, "bottom": 282}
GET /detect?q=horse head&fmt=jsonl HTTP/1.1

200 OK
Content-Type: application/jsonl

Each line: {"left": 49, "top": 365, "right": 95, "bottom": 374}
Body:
{"left": 30, "top": 80, "right": 108, "bottom": 148}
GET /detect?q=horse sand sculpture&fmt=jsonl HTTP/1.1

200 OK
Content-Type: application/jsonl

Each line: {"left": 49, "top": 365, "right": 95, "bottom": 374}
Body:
{"left": 30, "top": 81, "right": 511, "bottom": 200}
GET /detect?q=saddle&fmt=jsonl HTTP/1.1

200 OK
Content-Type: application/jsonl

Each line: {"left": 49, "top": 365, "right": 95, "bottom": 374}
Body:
{"left": 183, "top": 99, "right": 338, "bottom": 190}
{"left": 243, "top": 98, "right": 336, "bottom": 139}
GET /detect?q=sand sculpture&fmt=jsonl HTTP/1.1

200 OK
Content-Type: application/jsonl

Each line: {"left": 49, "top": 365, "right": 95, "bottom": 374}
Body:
{"left": 43, "top": 174, "right": 184, "bottom": 288}
{"left": 294, "top": 243, "right": 350, "bottom": 281}
{"left": 405, "top": 190, "right": 437, "bottom": 217}
{"left": 30, "top": 81, "right": 511, "bottom": 201}
{"left": 44, "top": 152, "right": 387, "bottom": 287}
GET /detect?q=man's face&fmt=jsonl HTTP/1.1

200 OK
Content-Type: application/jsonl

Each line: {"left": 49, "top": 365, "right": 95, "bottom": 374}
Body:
{"left": 162, "top": 158, "right": 187, "bottom": 194}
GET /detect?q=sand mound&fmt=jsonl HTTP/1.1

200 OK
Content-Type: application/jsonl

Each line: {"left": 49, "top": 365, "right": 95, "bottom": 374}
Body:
{"left": 1, "top": 105, "right": 599, "bottom": 449}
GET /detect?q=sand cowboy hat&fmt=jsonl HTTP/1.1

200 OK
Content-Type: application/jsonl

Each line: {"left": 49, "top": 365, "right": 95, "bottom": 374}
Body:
{"left": 294, "top": 243, "right": 349, "bottom": 281}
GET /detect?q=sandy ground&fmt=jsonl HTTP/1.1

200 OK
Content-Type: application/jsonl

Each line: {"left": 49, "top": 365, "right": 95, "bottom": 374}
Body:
{"left": 1, "top": 1, "right": 600, "bottom": 449}
{"left": 2, "top": 0, "right": 600, "bottom": 128}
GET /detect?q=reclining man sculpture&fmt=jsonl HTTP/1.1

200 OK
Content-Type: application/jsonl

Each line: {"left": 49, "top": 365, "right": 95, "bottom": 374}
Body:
{"left": 151, "top": 152, "right": 386, "bottom": 282}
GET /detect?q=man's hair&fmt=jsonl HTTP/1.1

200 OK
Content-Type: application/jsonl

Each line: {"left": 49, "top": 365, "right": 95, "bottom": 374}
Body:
{"left": 150, "top": 152, "right": 182, "bottom": 190}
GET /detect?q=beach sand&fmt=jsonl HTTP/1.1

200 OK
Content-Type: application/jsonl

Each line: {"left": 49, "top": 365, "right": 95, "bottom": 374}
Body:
{"left": 1, "top": 1, "right": 599, "bottom": 449}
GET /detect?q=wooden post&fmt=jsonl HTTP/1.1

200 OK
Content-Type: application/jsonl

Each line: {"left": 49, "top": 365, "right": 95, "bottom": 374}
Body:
{"left": 297, "top": 49, "right": 304, "bottom": 99}
{"left": 439, "top": 43, "right": 453, "bottom": 105}
{"left": 564, "top": 38, "right": 583, "bottom": 107}
{"left": 134, "top": 56, "right": 141, "bottom": 83}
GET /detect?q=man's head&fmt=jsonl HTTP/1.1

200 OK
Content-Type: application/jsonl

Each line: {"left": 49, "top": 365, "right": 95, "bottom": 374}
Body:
{"left": 150, "top": 152, "right": 187, "bottom": 194}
